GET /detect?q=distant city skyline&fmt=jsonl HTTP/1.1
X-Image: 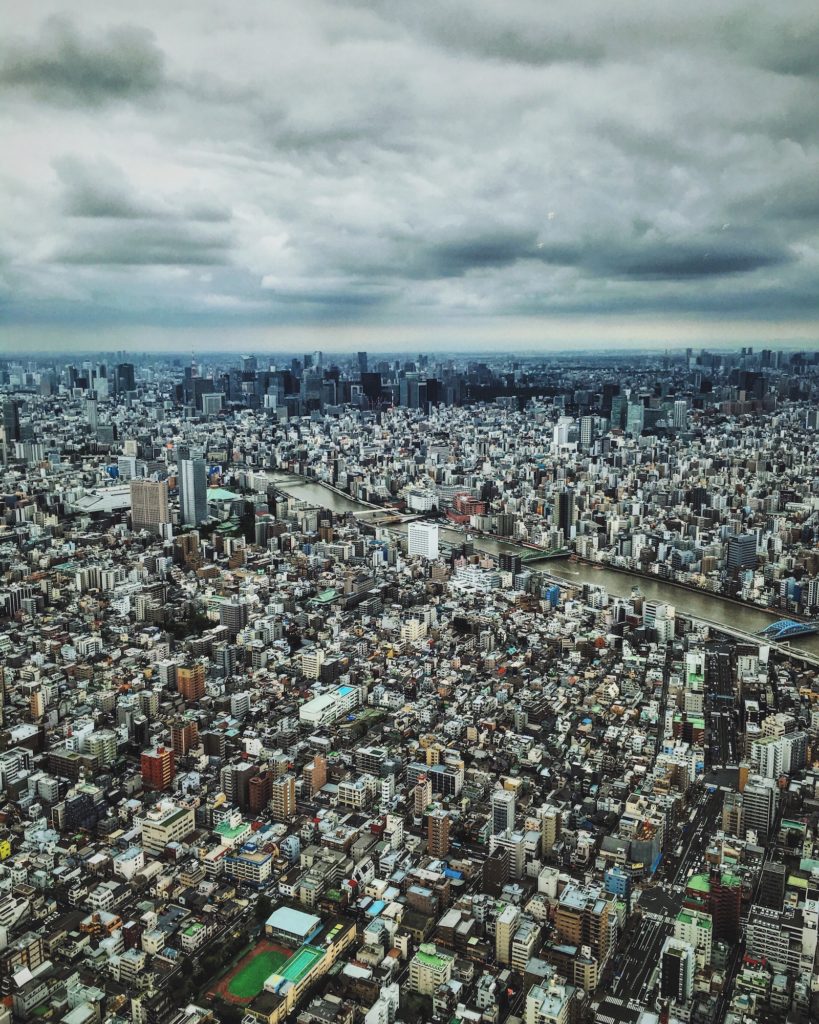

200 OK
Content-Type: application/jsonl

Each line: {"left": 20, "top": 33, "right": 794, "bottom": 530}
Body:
{"left": 1, "top": 2, "right": 818, "bottom": 351}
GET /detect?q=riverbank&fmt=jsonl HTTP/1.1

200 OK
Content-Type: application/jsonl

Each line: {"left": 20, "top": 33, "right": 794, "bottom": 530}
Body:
{"left": 266, "top": 471, "right": 819, "bottom": 659}
{"left": 567, "top": 555, "right": 802, "bottom": 625}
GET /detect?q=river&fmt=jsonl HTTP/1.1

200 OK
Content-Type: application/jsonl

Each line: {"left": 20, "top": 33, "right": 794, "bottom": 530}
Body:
{"left": 268, "top": 472, "right": 819, "bottom": 656}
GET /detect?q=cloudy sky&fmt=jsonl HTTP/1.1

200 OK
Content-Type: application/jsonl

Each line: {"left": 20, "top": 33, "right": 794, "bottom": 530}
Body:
{"left": 1, "top": 1, "right": 818, "bottom": 353}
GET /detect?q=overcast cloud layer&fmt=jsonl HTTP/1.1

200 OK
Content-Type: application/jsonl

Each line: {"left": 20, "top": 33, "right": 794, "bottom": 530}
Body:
{"left": 1, "top": 1, "right": 818, "bottom": 352}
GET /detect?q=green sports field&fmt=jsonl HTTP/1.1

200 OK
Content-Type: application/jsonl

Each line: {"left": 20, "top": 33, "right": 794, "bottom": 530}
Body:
{"left": 225, "top": 946, "right": 290, "bottom": 1000}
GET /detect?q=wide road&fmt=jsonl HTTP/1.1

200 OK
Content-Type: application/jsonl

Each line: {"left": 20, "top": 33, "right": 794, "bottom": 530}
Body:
{"left": 611, "top": 788, "right": 722, "bottom": 1004}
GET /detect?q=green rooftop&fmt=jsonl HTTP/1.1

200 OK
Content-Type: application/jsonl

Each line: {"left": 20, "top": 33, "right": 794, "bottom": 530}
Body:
{"left": 688, "top": 873, "right": 710, "bottom": 894}
{"left": 677, "top": 910, "right": 711, "bottom": 929}
{"left": 415, "top": 946, "right": 453, "bottom": 970}
{"left": 215, "top": 821, "right": 248, "bottom": 839}
{"left": 208, "top": 487, "right": 241, "bottom": 501}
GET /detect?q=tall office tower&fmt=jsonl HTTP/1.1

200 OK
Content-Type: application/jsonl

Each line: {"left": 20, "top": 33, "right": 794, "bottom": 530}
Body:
{"left": 408, "top": 521, "right": 439, "bottom": 560}
{"left": 427, "top": 809, "right": 451, "bottom": 858}
{"left": 140, "top": 746, "right": 175, "bottom": 791}
{"left": 557, "top": 488, "right": 576, "bottom": 538}
{"left": 115, "top": 363, "right": 136, "bottom": 393}
{"left": 579, "top": 415, "right": 595, "bottom": 448}
{"left": 201, "top": 393, "right": 223, "bottom": 417}
{"left": 2, "top": 399, "right": 20, "bottom": 442}
{"left": 357, "top": 351, "right": 368, "bottom": 374}
{"left": 742, "top": 773, "right": 779, "bottom": 837}
{"left": 85, "top": 397, "right": 98, "bottom": 429}
{"left": 673, "top": 399, "right": 688, "bottom": 429}
{"left": 491, "top": 789, "right": 516, "bottom": 834}
{"left": 552, "top": 415, "right": 573, "bottom": 451}
{"left": 177, "top": 445, "right": 208, "bottom": 526}
{"left": 759, "top": 862, "right": 786, "bottom": 910}
{"left": 626, "top": 401, "right": 645, "bottom": 435}
{"left": 271, "top": 774, "right": 296, "bottom": 821}
{"left": 241, "top": 354, "right": 257, "bottom": 373}
{"left": 727, "top": 533, "right": 757, "bottom": 571}
{"left": 660, "top": 938, "right": 695, "bottom": 1004}
{"left": 130, "top": 479, "right": 170, "bottom": 534}
{"left": 177, "top": 664, "right": 206, "bottom": 702}
{"left": 610, "top": 394, "right": 627, "bottom": 429}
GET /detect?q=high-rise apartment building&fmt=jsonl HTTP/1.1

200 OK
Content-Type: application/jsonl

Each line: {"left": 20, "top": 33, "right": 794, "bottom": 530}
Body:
{"left": 271, "top": 774, "right": 295, "bottom": 821}
{"left": 414, "top": 775, "right": 433, "bottom": 817}
{"left": 170, "top": 718, "right": 199, "bottom": 757}
{"left": 710, "top": 870, "right": 742, "bottom": 943}
{"left": 140, "top": 746, "right": 175, "bottom": 791}
{"left": 495, "top": 904, "right": 521, "bottom": 966}
{"left": 177, "top": 664, "right": 205, "bottom": 702}
{"left": 427, "top": 809, "right": 451, "bottom": 858}
{"left": 555, "top": 884, "right": 612, "bottom": 961}
{"left": 130, "top": 479, "right": 170, "bottom": 534}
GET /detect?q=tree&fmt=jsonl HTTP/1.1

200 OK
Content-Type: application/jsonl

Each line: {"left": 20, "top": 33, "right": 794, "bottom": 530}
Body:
{"left": 255, "top": 894, "right": 273, "bottom": 922}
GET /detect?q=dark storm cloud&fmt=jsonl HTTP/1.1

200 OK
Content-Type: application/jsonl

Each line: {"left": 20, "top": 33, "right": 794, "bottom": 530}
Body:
{"left": 586, "top": 237, "right": 793, "bottom": 281}
{"left": 380, "top": 226, "right": 790, "bottom": 283}
{"left": 50, "top": 157, "right": 234, "bottom": 267}
{"left": 55, "top": 156, "right": 231, "bottom": 223}
{"left": 418, "top": 230, "right": 542, "bottom": 277}
{"left": 390, "top": 5, "right": 605, "bottom": 67}
{"left": 0, "top": 15, "right": 166, "bottom": 104}
{"left": 54, "top": 222, "right": 232, "bottom": 266}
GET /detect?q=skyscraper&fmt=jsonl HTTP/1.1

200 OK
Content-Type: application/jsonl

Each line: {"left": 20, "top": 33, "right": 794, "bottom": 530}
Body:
{"left": 177, "top": 445, "right": 208, "bottom": 526}
{"left": 557, "top": 489, "right": 576, "bottom": 539}
{"left": 115, "top": 363, "right": 136, "bottom": 393}
{"left": 2, "top": 400, "right": 20, "bottom": 443}
{"left": 130, "top": 479, "right": 170, "bottom": 534}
